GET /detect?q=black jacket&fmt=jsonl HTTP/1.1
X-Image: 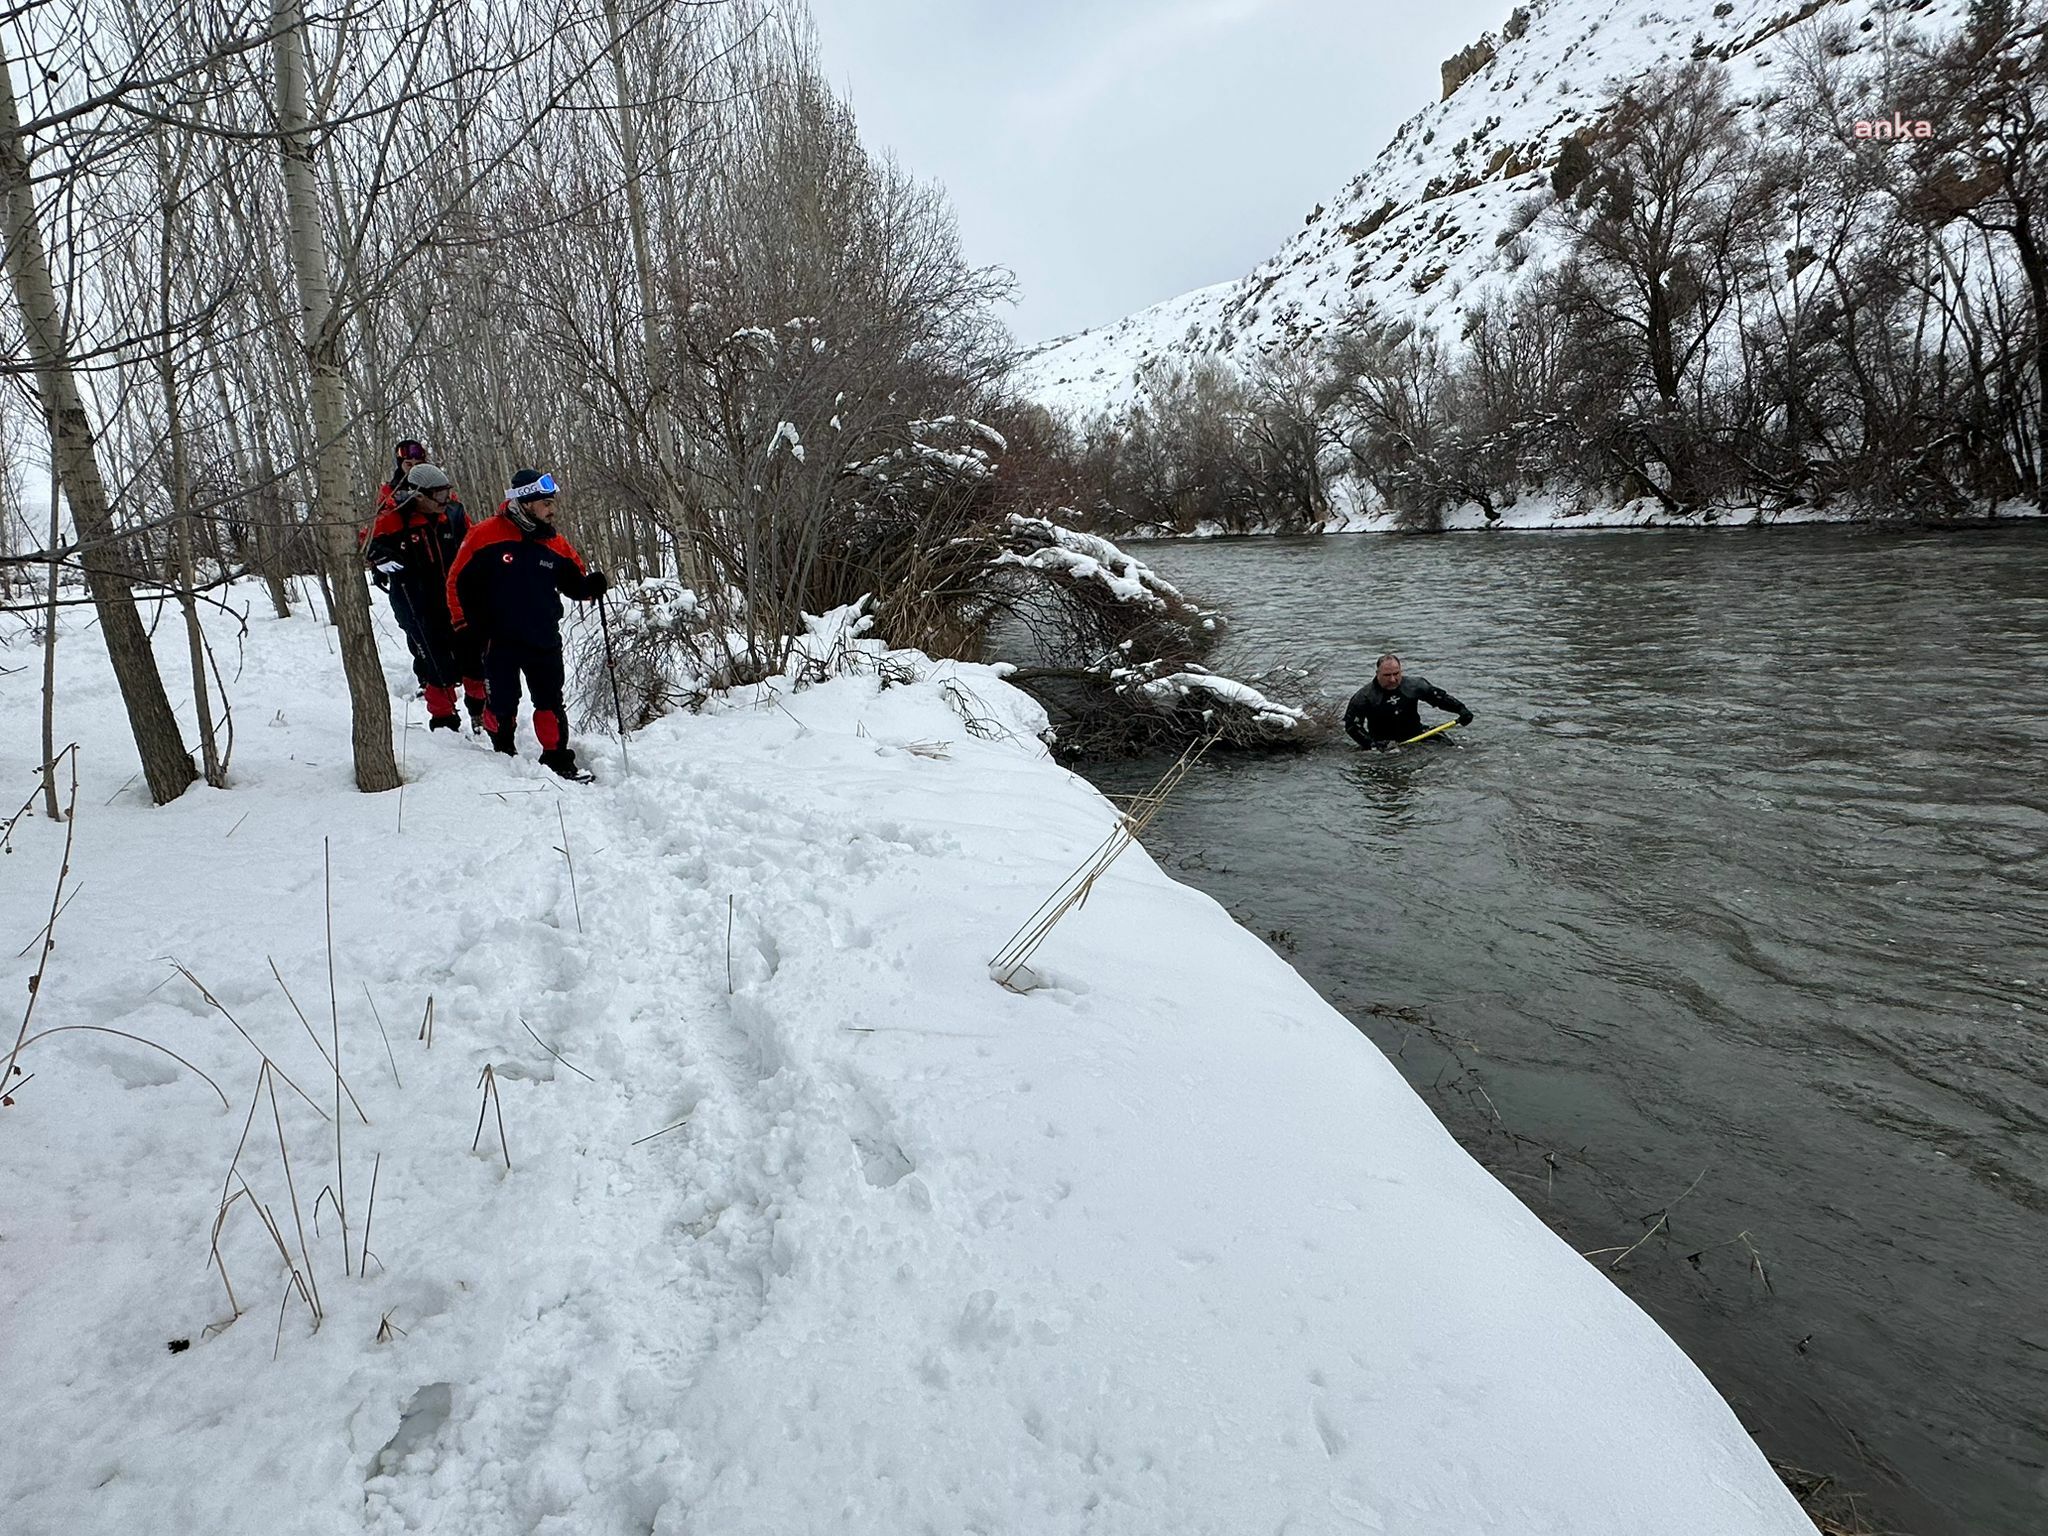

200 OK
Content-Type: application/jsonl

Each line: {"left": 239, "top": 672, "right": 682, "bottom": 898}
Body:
{"left": 364, "top": 497, "right": 470, "bottom": 626}
{"left": 1345, "top": 675, "right": 1468, "bottom": 746}
{"left": 447, "top": 510, "right": 604, "bottom": 649}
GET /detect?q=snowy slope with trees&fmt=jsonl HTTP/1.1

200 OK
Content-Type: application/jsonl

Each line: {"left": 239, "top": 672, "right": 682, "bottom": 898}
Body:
{"left": 0, "top": 593, "right": 1812, "bottom": 1535}
{"left": 1013, "top": 0, "right": 1977, "bottom": 421}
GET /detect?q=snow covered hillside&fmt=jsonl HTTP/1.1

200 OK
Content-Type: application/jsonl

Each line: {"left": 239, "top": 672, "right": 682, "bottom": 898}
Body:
{"left": 2, "top": 594, "right": 1810, "bottom": 1534}
{"left": 1014, "top": 0, "right": 1971, "bottom": 422}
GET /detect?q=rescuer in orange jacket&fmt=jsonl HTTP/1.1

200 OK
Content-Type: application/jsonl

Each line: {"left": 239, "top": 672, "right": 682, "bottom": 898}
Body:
{"left": 446, "top": 468, "right": 609, "bottom": 780}
{"left": 363, "top": 462, "right": 486, "bottom": 731}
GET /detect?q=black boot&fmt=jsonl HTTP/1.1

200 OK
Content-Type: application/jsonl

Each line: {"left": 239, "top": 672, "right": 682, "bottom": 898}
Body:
{"left": 465, "top": 697, "right": 487, "bottom": 734}
{"left": 490, "top": 728, "right": 517, "bottom": 756}
{"left": 428, "top": 713, "right": 460, "bottom": 732}
{"left": 539, "top": 747, "right": 591, "bottom": 782}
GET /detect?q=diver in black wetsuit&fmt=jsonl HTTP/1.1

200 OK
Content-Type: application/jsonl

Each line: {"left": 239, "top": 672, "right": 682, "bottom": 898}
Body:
{"left": 1344, "top": 652, "right": 1473, "bottom": 750}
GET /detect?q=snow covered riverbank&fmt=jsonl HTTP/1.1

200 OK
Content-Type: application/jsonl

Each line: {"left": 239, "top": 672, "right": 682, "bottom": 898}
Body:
{"left": 1, "top": 590, "right": 1811, "bottom": 1534}
{"left": 1154, "top": 495, "right": 2046, "bottom": 540}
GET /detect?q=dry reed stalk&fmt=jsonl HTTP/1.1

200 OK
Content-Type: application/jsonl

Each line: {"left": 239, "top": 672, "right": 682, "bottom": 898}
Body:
{"left": 12, "top": 882, "right": 82, "bottom": 958}
{"left": 359, "top": 1151, "right": 382, "bottom": 1275}
{"left": 264, "top": 1069, "right": 323, "bottom": 1322}
{"left": 1594, "top": 1167, "right": 1709, "bottom": 1271}
{"left": 238, "top": 1183, "right": 315, "bottom": 1321}
{"left": 473, "top": 1065, "right": 511, "bottom": 1168}
{"left": 210, "top": 1060, "right": 273, "bottom": 1309}
{"left": 725, "top": 895, "right": 734, "bottom": 994}
{"left": 10, "top": 1024, "right": 230, "bottom": 1107}
{"left": 272, "top": 1273, "right": 316, "bottom": 1362}
{"left": 416, "top": 995, "right": 434, "bottom": 1049}
{"left": 323, "top": 839, "right": 350, "bottom": 1275}
{"left": 363, "top": 983, "right": 402, "bottom": 1088}
{"left": 630, "top": 1116, "right": 691, "bottom": 1147}
{"left": 395, "top": 700, "right": 411, "bottom": 834}
{"left": 268, "top": 956, "right": 369, "bottom": 1125}
{"left": 988, "top": 733, "right": 1215, "bottom": 989}
{"left": 1674, "top": 1228, "right": 1775, "bottom": 1294}
{"left": 206, "top": 1186, "right": 252, "bottom": 1332}
{"left": 313, "top": 1183, "right": 341, "bottom": 1237}
{"left": 171, "top": 962, "right": 328, "bottom": 1120}
{"left": 555, "top": 802, "right": 583, "bottom": 934}
{"left": 519, "top": 1017, "right": 595, "bottom": 1083}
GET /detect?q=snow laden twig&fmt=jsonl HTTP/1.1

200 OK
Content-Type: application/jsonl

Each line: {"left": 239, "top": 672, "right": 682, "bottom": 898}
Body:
{"left": 3, "top": 742, "right": 79, "bottom": 1098}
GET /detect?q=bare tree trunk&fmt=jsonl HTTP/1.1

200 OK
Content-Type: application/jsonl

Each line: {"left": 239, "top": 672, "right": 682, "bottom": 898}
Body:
{"left": 272, "top": 0, "right": 399, "bottom": 792}
{"left": 156, "top": 130, "right": 224, "bottom": 786}
{"left": 40, "top": 455, "right": 63, "bottom": 822}
{"left": 213, "top": 363, "right": 292, "bottom": 617}
{"left": 604, "top": 0, "right": 699, "bottom": 589}
{"left": 2014, "top": 216, "right": 2048, "bottom": 512}
{"left": 0, "top": 54, "right": 194, "bottom": 804}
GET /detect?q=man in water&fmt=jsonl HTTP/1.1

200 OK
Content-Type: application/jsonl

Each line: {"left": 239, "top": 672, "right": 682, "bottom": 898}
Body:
{"left": 1345, "top": 653, "right": 1473, "bottom": 750}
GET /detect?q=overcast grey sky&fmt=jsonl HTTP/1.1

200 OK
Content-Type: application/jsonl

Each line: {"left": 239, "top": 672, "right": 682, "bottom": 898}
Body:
{"left": 805, "top": 0, "right": 1510, "bottom": 345}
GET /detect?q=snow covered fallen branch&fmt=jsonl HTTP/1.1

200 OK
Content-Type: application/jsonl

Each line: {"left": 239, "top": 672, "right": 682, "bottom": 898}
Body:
{"left": 1111, "top": 661, "right": 1322, "bottom": 747}
{"left": 990, "top": 514, "right": 1197, "bottom": 614}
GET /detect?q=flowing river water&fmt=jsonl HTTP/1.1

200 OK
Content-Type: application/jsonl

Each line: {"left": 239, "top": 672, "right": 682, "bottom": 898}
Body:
{"left": 1084, "top": 525, "right": 2048, "bottom": 1536}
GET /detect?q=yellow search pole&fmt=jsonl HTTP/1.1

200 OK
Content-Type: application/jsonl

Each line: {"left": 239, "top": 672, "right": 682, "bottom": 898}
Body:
{"left": 1398, "top": 719, "right": 1461, "bottom": 746}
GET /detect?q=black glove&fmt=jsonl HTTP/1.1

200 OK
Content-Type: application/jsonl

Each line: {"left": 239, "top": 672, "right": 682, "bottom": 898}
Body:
{"left": 1457, "top": 710, "right": 1474, "bottom": 726}
{"left": 586, "top": 570, "right": 610, "bottom": 598}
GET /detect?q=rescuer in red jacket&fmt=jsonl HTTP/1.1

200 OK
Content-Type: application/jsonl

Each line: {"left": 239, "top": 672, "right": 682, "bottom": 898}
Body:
{"left": 363, "top": 463, "right": 486, "bottom": 731}
{"left": 446, "top": 468, "right": 609, "bottom": 780}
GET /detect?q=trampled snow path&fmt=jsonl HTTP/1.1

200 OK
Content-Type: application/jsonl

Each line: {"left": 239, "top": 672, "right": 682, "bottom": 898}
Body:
{"left": 0, "top": 590, "right": 1811, "bottom": 1534}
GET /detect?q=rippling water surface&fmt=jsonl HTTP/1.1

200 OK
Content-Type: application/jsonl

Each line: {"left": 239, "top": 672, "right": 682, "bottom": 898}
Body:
{"left": 1087, "top": 525, "right": 2048, "bottom": 1535}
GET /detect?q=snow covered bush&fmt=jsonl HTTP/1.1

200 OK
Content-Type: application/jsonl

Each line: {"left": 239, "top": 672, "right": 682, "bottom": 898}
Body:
{"left": 567, "top": 577, "right": 731, "bottom": 728}
{"left": 963, "top": 514, "right": 1329, "bottom": 754}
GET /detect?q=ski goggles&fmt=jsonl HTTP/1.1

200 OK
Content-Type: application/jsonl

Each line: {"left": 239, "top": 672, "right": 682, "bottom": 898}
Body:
{"left": 506, "top": 472, "right": 559, "bottom": 502}
{"left": 395, "top": 438, "right": 427, "bottom": 460}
